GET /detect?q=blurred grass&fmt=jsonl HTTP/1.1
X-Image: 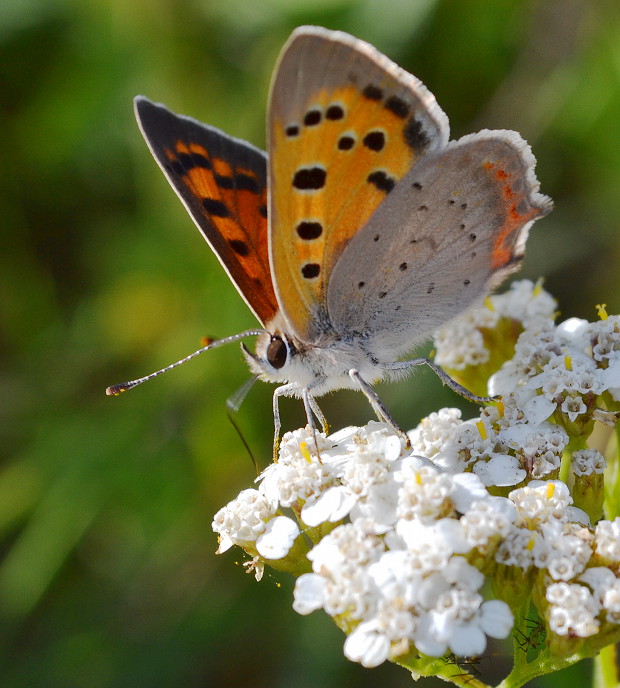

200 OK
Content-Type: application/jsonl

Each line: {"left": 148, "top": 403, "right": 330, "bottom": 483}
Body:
{"left": 1, "top": 0, "right": 618, "bottom": 686}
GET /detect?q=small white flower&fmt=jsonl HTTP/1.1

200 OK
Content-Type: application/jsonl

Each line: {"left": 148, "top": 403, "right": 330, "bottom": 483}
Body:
{"left": 460, "top": 497, "right": 516, "bottom": 547}
{"left": 522, "top": 395, "right": 556, "bottom": 425}
{"left": 212, "top": 488, "right": 277, "bottom": 552}
{"left": 595, "top": 519, "right": 620, "bottom": 562}
{"left": 293, "top": 573, "right": 326, "bottom": 614}
{"left": 572, "top": 449, "right": 606, "bottom": 476}
{"left": 301, "top": 485, "right": 357, "bottom": 527}
{"left": 344, "top": 620, "right": 392, "bottom": 667}
{"left": 472, "top": 452, "right": 526, "bottom": 487}
{"left": 414, "top": 557, "right": 513, "bottom": 657}
{"left": 256, "top": 516, "right": 300, "bottom": 559}
{"left": 532, "top": 521, "right": 593, "bottom": 580}
{"left": 546, "top": 582, "right": 599, "bottom": 637}
{"left": 509, "top": 480, "right": 573, "bottom": 526}
{"left": 561, "top": 395, "right": 587, "bottom": 422}
{"left": 579, "top": 567, "right": 620, "bottom": 622}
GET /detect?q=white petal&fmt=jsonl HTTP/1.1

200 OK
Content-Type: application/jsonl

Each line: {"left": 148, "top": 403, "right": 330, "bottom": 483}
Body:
{"left": 215, "top": 533, "right": 234, "bottom": 554}
{"left": 292, "top": 573, "right": 326, "bottom": 614}
{"left": 344, "top": 623, "right": 391, "bottom": 667}
{"left": 488, "top": 365, "right": 520, "bottom": 396}
{"left": 443, "top": 557, "right": 484, "bottom": 590}
{"left": 302, "top": 486, "right": 355, "bottom": 527}
{"left": 565, "top": 506, "right": 591, "bottom": 525}
{"left": 449, "top": 624, "right": 487, "bottom": 656}
{"left": 413, "top": 615, "right": 448, "bottom": 656}
{"left": 557, "top": 317, "right": 588, "bottom": 337}
{"left": 600, "top": 363, "right": 620, "bottom": 389}
{"left": 479, "top": 600, "right": 513, "bottom": 638}
{"left": 350, "top": 481, "right": 399, "bottom": 531}
{"left": 473, "top": 454, "right": 525, "bottom": 487}
{"left": 384, "top": 434, "right": 404, "bottom": 461}
{"left": 451, "top": 473, "right": 487, "bottom": 512}
{"left": 256, "top": 516, "right": 299, "bottom": 559}
{"left": 435, "top": 518, "right": 470, "bottom": 554}
{"left": 522, "top": 395, "right": 556, "bottom": 425}
{"left": 256, "top": 464, "right": 280, "bottom": 509}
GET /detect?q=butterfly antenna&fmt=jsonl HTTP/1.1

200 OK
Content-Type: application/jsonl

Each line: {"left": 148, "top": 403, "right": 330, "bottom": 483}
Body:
{"left": 105, "top": 329, "right": 264, "bottom": 396}
{"left": 226, "top": 375, "right": 260, "bottom": 473}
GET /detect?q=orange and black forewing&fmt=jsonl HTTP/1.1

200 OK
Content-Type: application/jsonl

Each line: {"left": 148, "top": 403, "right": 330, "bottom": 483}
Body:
{"left": 134, "top": 96, "right": 278, "bottom": 326}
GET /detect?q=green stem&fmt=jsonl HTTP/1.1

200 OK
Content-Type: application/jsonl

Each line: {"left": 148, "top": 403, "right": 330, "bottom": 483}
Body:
{"left": 509, "top": 602, "right": 532, "bottom": 676}
{"left": 594, "top": 644, "right": 619, "bottom": 688}
{"left": 395, "top": 654, "right": 493, "bottom": 688}
{"left": 499, "top": 645, "right": 604, "bottom": 688}
{"left": 607, "top": 416, "right": 620, "bottom": 520}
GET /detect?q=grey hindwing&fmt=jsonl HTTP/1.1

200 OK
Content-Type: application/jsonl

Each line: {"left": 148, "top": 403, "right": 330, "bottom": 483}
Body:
{"left": 327, "top": 132, "right": 552, "bottom": 359}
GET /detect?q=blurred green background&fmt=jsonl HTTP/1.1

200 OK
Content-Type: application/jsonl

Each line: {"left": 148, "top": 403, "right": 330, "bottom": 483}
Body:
{"left": 2, "top": 0, "right": 618, "bottom": 685}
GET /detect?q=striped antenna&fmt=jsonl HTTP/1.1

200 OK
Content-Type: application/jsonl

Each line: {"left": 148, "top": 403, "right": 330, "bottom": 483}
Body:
{"left": 105, "top": 329, "right": 264, "bottom": 395}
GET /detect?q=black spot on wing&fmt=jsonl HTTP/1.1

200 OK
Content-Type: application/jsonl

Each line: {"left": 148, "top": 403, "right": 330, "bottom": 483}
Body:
{"left": 304, "top": 109, "right": 322, "bottom": 126}
{"left": 286, "top": 124, "right": 300, "bottom": 137}
{"left": 170, "top": 152, "right": 212, "bottom": 175}
{"left": 338, "top": 135, "right": 355, "bottom": 151}
{"left": 367, "top": 171, "right": 395, "bottom": 193}
{"left": 213, "top": 173, "right": 260, "bottom": 194}
{"left": 404, "top": 118, "right": 429, "bottom": 151}
{"left": 384, "top": 95, "right": 410, "bottom": 118}
{"left": 363, "top": 84, "right": 384, "bottom": 101}
{"left": 296, "top": 221, "right": 323, "bottom": 240}
{"left": 363, "top": 131, "right": 386, "bottom": 152}
{"left": 326, "top": 104, "right": 345, "bottom": 120}
{"left": 293, "top": 167, "right": 326, "bottom": 190}
{"left": 229, "top": 239, "right": 249, "bottom": 256}
{"left": 203, "top": 198, "right": 230, "bottom": 217}
{"left": 301, "top": 263, "right": 320, "bottom": 279}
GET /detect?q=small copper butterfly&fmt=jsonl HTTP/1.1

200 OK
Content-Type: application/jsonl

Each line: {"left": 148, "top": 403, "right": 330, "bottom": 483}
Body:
{"left": 108, "top": 26, "right": 552, "bottom": 448}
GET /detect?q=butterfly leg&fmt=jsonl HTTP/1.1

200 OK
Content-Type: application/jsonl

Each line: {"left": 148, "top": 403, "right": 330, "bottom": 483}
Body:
{"left": 272, "top": 384, "right": 326, "bottom": 460}
{"left": 272, "top": 383, "right": 297, "bottom": 459}
{"left": 301, "top": 388, "right": 324, "bottom": 459}
{"left": 384, "top": 358, "right": 495, "bottom": 404}
{"left": 348, "top": 369, "right": 410, "bottom": 446}
{"left": 307, "top": 394, "right": 329, "bottom": 435}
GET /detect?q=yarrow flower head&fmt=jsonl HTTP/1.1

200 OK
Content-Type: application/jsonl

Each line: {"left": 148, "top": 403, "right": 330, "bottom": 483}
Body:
{"left": 213, "top": 282, "right": 620, "bottom": 686}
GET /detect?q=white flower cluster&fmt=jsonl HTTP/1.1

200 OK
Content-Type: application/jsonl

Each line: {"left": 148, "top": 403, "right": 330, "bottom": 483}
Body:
{"left": 489, "top": 313, "right": 620, "bottom": 424}
{"left": 434, "top": 279, "right": 557, "bottom": 370}
{"left": 212, "top": 282, "right": 620, "bottom": 669}
{"left": 276, "top": 423, "right": 515, "bottom": 666}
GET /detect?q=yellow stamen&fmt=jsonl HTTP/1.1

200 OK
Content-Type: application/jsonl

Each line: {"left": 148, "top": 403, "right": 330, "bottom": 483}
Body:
{"left": 596, "top": 303, "right": 608, "bottom": 320}
{"left": 564, "top": 355, "right": 572, "bottom": 371}
{"left": 476, "top": 421, "right": 487, "bottom": 440}
{"left": 484, "top": 296, "right": 494, "bottom": 311}
{"left": 300, "top": 441, "right": 312, "bottom": 463}
{"left": 497, "top": 399, "right": 505, "bottom": 417}
{"left": 533, "top": 278, "right": 544, "bottom": 296}
{"left": 415, "top": 472, "right": 423, "bottom": 486}
{"left": 526, "top": 537, "right": 536, "bottom": 551}
{"left": 546, "top": 483, "right": 556, "bottom": 499}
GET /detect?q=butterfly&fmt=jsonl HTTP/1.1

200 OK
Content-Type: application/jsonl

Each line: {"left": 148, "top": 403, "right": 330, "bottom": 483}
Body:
{"left": 108, "top": 26, "right": 552, "bottom": 450}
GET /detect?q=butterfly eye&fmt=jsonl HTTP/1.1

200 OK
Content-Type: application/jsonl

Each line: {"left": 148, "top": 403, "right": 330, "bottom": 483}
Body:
{"left": 266, "top": 336, "right": 288, "bottom": 370}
